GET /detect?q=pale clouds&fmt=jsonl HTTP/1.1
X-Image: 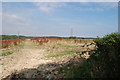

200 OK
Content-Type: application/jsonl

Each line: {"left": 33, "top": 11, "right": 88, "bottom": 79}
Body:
{"left": 78, "top": 2, "right": 118, "bottom": 12}
{"left": 34, "top": 2, "right": 66, "bottom": 13}
{"left": 34, "top": 2, "right": 118, "bottom": 13}
{"left": 99, "top": 2, "right": 118, "bottom": 8}
{"left": 79, "top": 2, "right": 118, "bottom": 8}
{"left": 3, "top": 13, "right": 28, "bottom": 25}
{"left": 2, "top": 13, "right": 34, "bottom": 35}
{"left": 78, "top": 7, "right": 104, "bottom": 12}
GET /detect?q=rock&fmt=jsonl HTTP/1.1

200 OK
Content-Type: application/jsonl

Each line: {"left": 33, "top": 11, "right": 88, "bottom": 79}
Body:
{"left": 54, "top": 71, "right": 58, "bottom": 75}
{"left": 67, "top": 67, "right": 70, "bottom": 69}
{"left": 46, "top": 74, "right": 54, "bottom": 80}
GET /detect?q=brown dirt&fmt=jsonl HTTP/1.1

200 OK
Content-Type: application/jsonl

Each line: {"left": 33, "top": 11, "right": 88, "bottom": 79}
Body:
{"left": 0, "top": 40, "right": 53, "bottom": 79}
{"left": 0, "top": 40, "right": 95, "bottom": 79}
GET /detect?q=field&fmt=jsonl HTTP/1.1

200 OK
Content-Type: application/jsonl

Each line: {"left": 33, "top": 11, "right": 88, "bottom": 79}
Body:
{"left": 0, "top": 33, "right": 120, "bottom": 79}
{"left": 0, "top": 38, "right": 95, "bottom": 79}
{"left": 1, "top": 2, "right": 119, "bottom": 79}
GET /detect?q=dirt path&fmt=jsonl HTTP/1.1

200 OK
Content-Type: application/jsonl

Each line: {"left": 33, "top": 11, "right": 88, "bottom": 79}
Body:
{"left": 0, "top": 40, "right": 94, "bottom": 79}
{"left": 0, "top": 40, "right": 53, "bottom": 78}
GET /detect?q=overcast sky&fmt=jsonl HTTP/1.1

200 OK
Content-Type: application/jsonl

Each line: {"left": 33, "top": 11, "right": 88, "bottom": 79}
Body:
{"left": 2, "top": 2, "right": 118, "bottom": 37}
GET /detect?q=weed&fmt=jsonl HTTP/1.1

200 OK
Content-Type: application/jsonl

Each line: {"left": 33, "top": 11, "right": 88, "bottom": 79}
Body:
{"left": 46, "top": 49, "right": 81, "bottom": 58}
{"left": 0, "top": 51, "right": 13, "bottom": 56}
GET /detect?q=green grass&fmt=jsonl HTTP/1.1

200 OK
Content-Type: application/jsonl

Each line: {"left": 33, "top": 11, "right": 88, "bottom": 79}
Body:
{"left": 46, "top": 49, "right": 81, "bottom": 58}
{"left": 31, "top": 41, "right": 41, "bottom": 47}
{"left": 64, "top": 60, "right": 91, "bottom": 78}
{"left": 18, "top": 43, "right": 24, "bottom": 48}
{"left": 0, "top": 51, "right": 14, "bottom": 56}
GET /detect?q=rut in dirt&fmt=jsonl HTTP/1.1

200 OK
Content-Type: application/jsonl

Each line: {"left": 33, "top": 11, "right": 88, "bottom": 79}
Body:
{"left": 1, "top": 40, "right": 53, "bottom": 79}
{"left": 1, "top": 39, "right": 91, "bottom": 79}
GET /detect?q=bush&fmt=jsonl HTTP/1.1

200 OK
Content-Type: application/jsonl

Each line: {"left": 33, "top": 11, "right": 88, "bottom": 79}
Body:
{"left": 66, "top": 33, "right": 120, "bottom": 78}
{"left": 69, "top": 36, "right": 77, "bottom": 39}
{"left": 90, "top": 32, "right": 120, "bottom": 78}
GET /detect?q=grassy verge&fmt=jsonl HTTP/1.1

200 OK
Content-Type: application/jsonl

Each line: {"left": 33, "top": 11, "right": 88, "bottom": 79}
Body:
{"left": 64, "top": 33, "right": 120, "bottom": 78}
{"left": 18, "top": 43, "right": 24, "bottom": 48}
{"left": 64, "top": 60, "right": 91, "bottom": 78}
{"left": 46, "top": 49, "right": 81, "bottom": 58}
{"left": 0, "top": 51, "right": 14, "bottom": 56}
{"left": 0, "top": 43, "right": 24, "bottom": 56}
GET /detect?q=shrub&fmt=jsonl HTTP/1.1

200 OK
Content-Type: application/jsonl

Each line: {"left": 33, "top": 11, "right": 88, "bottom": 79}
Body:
{"left": 90, "top": 32, "right": 120, "bottom": 78}
{"left": 69, "top": 36, "right": 77, "bottom": 39}
{"left": 66, "top": 33, "right": 120, "bottom": 78}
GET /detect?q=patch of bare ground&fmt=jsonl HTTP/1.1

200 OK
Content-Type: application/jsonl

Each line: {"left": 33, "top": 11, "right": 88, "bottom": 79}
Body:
{"left": 1, "top": 40, "right": 96, "bottom": 80}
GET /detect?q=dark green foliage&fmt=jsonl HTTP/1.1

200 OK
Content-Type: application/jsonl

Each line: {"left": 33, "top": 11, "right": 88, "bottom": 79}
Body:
{"left": 0, "top": 51, "right": 13, "bottom": 56}
{"left": 0, "top": 35, "right": 95, "bottom": 40}
{"left": 90, "top": 32, "right": 120, "bottom": 78}
{"left": 66, "top": 33, "right": 120, "bottom": 78}
{"left": 1, "top": 35, "right": 26, "bottom": 40}
{"left": 72, "top": 60, "right": 91, "bottom": 78}
{"left": 69, "top": 36, "right": 77, "bottom": 39}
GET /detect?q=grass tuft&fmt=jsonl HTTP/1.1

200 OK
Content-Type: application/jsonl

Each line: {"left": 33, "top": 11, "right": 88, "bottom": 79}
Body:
{"left": 18, "top": 43, "right": 24, "bottom": 48}
{"left": 46, "top": 50, "right": 81, "bottom": 58}
{"left": 0, "top": 51, "right": 13, "bottom": 56}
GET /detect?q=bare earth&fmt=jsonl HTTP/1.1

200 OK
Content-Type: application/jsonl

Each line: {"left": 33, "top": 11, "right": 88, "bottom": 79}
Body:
{"left": 0, "top": 40, "right": 53, "bottom": 78}
{"left": 0, "top": 40, "right": 94, "bottom": 79}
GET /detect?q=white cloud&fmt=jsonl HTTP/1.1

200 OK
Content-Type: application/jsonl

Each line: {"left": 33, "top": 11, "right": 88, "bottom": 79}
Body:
{"left": 2, "top": 12, "right": 41, "bottom": 36}
{"left": 34, "top": 2, "right": 118, "bottom": 13}
{"left": 77, "top": 7, "right": 104, "bottom": 12}
{"left": 3, "top": 13, "right": 28, "bottom": 25}
{"left": 99, "top": 2, "right": 118, "bottom": 8}
{"left": 34, "top": 2, "right": 66, "bottom": 13}
{"left": 78, "top": 2, "right": 118, "bottom": 12}
{"left": 2, "top": 13, "right": 32, "bottom": 35}
{"left": 79, "top": 2, "right": 118, "bottom": 8}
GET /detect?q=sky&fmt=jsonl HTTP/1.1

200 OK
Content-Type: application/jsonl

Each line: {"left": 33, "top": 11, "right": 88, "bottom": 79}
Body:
{"left": 2, "top": 2, "right": 118, "bottom": 37}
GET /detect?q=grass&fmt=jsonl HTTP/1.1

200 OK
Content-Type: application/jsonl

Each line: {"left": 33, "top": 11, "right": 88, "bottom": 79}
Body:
{"left": 60, "top": 65, "right": 75, "bottom": 78}
{"left": 64, "top": 60, "right": 91, "bottom": 78}
{"left": 46, "top": 49, "right": 81, "bottom": 58}
{"left": 18, "top": 43, "right": 24, "bottom": 48}
{"left": 0, "top": 51, "right": 14, "bottom": 56}
{"left": 0, "top": 43, "right": 24, "bottom": 56}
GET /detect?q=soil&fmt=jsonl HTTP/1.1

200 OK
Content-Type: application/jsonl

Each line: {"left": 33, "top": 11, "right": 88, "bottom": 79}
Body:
{"left": 0, "top": 39, "right": 95, "bottom": 79}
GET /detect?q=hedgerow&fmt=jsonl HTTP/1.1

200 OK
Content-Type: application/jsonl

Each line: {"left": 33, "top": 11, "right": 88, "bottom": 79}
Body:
{"left": 67, "top": 33, "right": 120, "bottom": 78}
